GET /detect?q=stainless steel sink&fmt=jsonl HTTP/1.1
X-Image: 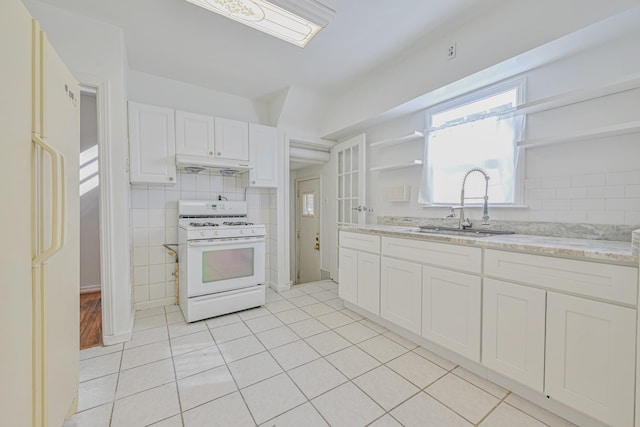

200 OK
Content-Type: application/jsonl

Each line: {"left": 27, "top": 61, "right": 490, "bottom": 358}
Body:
{"left": 418, "top": 225, "right": 515, "bottom": 237}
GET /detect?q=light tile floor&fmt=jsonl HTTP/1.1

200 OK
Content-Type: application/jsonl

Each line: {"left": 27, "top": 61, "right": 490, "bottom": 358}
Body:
{"left": 65, "top": 280, "right": 576, "bottom": 427}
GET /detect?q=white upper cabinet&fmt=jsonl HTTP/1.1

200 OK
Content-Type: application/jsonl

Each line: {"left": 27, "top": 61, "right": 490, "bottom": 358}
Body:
{"left": 249, "top": 123, "right": 278, "bottom": 188}
{"left": 175, "top": 111, "right": 215, "bottom": 157}
{"left": 128, "top": 102, "right": 176, "bottom": 185}
{"left": 214, "top": 117, "right": 249, "bottom": 161}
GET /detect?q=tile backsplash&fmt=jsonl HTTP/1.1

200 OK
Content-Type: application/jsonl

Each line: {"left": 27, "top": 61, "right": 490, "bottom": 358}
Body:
{"left": 130, "top": 171, "right": 276, "bottom": 309}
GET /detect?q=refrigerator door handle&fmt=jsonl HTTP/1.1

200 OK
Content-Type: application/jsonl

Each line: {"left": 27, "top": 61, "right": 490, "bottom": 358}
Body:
{"left": 32, "top": 133, "right": 63, "bottom": 265}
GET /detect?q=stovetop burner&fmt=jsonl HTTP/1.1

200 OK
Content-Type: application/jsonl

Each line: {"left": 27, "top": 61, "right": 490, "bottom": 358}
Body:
{"left": 223, "top": 221, "right": 254, "bottom": 226}
{"left": 189, "top": 222, "right": 220, "bottom": 227}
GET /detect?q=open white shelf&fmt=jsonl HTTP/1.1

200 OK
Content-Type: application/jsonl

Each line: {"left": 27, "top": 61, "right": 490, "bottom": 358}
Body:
{"left": 370, "top": 160, "right": 423, "bottom": 172}
{"left": 517, "top": 121, "right": 640, "bottom": 148}
{"left": 370, "top": 131, "right": 424, "bottom": 148}
{"left": 516, "top": 72, "right": 640, "bottom": 115}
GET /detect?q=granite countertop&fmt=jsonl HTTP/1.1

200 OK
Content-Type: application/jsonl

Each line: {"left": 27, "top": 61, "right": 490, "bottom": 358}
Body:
{"left": 340, "top": 225, "right": 638, "bottom": 266}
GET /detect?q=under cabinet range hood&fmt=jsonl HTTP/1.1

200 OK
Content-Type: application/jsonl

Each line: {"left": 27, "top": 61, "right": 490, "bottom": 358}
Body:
{"left": 176, "top": 154, "right": 253, "bottom": 175}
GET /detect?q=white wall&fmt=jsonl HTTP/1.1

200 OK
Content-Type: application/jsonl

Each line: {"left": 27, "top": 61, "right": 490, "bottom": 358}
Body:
{"left": 130, "top": 173, "right": 274, "bottom": 309}
{"left": 24, "top": 0, "right": 133, "bottom": 342}
{"left": 128, "top": 70, "right": 270, "bottom": 125}
{"left": 364, "top": 28, "right": 640, "bottom": 227}
{"left": 79, "top": 92, "right": 101, "bottom": 292}
{"left": 319, "top": 0, "right": 640, "bottom": 137}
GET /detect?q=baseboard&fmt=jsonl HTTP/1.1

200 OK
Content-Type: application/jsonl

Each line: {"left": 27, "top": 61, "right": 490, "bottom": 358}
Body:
{"left": 103, "top": 306, "right": 135, "bottom": 345}
{"left": 102, "top": 328, "right": 132, "bottom": 346}
{"left": 134, "top": 297, "right": 177, "bottom": 311}
{"left": 270, "top": 281, "right": 291, "bottom": 292}
{"left": 80, "top": 284, "right": 101, "bottom": 293}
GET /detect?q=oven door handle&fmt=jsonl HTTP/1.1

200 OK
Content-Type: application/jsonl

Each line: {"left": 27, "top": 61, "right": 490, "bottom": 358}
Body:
{"left": 188, "top": 237, "right": 265, "bottom": 247}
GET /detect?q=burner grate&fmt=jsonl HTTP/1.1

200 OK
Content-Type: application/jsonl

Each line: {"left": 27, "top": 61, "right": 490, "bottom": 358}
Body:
{"left": 223, "top": 221, "right": 254, "bottom": 226}
{"left": 189, "top": 222, "right": 220, "bottom": 227}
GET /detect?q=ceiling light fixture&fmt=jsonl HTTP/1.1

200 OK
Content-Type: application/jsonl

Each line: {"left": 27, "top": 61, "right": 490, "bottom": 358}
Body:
{"left": 184, "top": 0, "right": 335, "bottom": 47}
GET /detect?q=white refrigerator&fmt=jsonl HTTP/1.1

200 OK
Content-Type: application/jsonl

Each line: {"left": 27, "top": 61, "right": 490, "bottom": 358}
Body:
{"left": 0, "top": 0, "right": 81, "bottom": 425}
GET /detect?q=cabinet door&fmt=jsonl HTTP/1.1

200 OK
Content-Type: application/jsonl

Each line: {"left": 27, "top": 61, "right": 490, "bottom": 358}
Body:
{"left": 338, "top": 247, "right": 358, "bottom": 305}
{"left": 482, "top": 279, "right": 545, "bottom": 391}
{"left": 422, "top": 266, "right": 481, "bottom": 361}
{"left": 214, "top": 117, "right": 248, "bottom": 161}
{"left": 128, "top": 102, "right": 176, "bottom": 184}
{"left": 249, "top": 123, "right": 278, "bottom": 187}
{"left": 545, "top": 292, "right": 636, "bottom": 427}
{"left": 175, "top": 111, "right": 214, "bottom": 156}
{"left": 357, "top": 252, "right": 380, "bottom": 315}
{"left": 380, "top": 257, "right": 422, "bottom": 334}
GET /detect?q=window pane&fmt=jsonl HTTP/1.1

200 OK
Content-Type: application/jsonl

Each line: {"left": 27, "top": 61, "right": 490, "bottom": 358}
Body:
{"left": 302, "top": 192, "right": 314, "bottom": 216}
{"left": 338, "top": 175, "right": 343, "bottom": 198}
{"left": 345, "top": 200, "right": 352, "bottom": 224}
{"left": 338, "top": 151, "right": 343, "bottom": 174}
{"left": 352, "top": 145, "right": 359, "bottom": 171}
{"left": 344, "top": 148, "right": 351, "bottom": 173}
{"left": 352, "top": 171, "right": 358, "bottom": 198}
{"left": 344, "top": 174, "right": 351, "bottom": 198}
{"left": 421, "top": 83, "right": 523, "bottom": 206}
{"left": 338, "top": 200, "right": 344, "bottom": 223}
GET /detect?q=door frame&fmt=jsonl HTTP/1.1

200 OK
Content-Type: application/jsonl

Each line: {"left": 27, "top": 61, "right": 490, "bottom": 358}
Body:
{"left": 294, "top": 175, "right": 322, "bottom": 285}
{"left": 78, "top": 76, "right": 116, "bottom": 343}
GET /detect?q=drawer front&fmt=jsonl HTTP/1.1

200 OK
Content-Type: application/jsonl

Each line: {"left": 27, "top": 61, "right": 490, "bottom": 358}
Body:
{"left": 485, "top": 249, "right": 638, "bottom": 305}
{"left": 339, "top": 232, "right": 380, "bottom": 253}
{"left": 382, "top": 237, "right": 481, "bottom": 273}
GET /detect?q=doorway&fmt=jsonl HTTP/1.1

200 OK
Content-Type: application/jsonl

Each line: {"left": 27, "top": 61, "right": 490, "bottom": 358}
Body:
{"left": 79, "top": 89, "right": 102, "bottom": 349}
{"left": 296, "top": 177, "right": 321, "bottom": 284}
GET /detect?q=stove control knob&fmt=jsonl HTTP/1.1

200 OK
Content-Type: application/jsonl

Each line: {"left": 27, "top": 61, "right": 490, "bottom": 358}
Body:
{"left": 252, "top": 229, "right": 256, "bottom": 234}
{"left": 240, "top": 230, "right": 244, "bottom": 235}
{"left": 200, "top": 232, "right": 206, "bottom": 237}
{"left": 214, "top": 231, "right": 219, "bottom": 236}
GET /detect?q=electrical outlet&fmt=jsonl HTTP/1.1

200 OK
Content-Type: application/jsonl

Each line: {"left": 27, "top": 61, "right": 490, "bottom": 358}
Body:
{"left": 447, "top": 42, "right": 457, "bottom": 60}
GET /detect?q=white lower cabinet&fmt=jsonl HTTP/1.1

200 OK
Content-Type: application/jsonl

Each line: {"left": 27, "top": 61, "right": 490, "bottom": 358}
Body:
{"left": 338, "top": 247, "right": 358, "bottom": 305}
{"left": 421, "top": 266, "right": 481, "bottom": 362}
{"left": 545, "top": 292, "right": 636, "bottom": 427}
{"left": 482, "top": 278, "right": 546, "bottom": 391}
{"left": 357, "top": 251, "right": 380, "bottom": 315}
{"left": 380, "top": 257, "right": 422, "bottom": 334}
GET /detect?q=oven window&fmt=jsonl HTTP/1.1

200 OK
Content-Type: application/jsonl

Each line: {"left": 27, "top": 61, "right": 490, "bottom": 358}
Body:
{"left": 202, "top": 248, "right": 255, "bottom": 283}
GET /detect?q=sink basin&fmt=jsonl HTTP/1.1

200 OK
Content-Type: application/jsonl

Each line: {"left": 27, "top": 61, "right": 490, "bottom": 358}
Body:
{"left": 418, "top": 225, "right": 515, "bottom": 237}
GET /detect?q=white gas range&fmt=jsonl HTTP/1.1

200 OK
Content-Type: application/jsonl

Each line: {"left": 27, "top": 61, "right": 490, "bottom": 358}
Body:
{"left": 178, "top": 200, "right": 266, "bottom": 323}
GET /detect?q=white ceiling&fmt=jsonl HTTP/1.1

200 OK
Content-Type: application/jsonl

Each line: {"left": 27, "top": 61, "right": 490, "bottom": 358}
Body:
{"left": 34, "top": 0, "right": 502, "bottom": 100}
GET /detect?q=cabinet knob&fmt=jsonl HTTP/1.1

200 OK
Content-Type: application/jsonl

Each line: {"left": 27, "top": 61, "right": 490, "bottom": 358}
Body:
{"left": 217, "top": 152, "right": 221, "bottom": 156}
{"left": 252, "top": 181, "right": 256, "bottom": 184}
{"left": 209, "top": 151, "right": 213, "bottom": 155}
{"left": 169, "top": 177, "right": 174, "bottom": 181}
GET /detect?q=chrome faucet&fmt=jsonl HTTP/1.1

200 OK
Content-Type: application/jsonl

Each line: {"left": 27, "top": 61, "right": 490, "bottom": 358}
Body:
{"left": 454, "top": 168, "right": 490, "bottom": 229}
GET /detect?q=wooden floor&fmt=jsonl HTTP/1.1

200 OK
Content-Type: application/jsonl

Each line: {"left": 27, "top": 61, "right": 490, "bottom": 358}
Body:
{"left": 80, "top": 291, "right": 102, "bottom": 350}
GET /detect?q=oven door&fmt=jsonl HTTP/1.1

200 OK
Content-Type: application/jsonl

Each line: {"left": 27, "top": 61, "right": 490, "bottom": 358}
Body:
{"left": 186, "top": 236, "right": 265, "bottom": 297}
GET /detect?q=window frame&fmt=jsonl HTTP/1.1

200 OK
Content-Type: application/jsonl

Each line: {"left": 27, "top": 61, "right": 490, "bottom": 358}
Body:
{"left": 421, "top": 77, "right": 527, "bottom": 207}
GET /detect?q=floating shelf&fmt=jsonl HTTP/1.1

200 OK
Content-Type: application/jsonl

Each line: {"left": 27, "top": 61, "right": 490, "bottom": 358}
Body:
{"left": 370, "top": 160, "right": 423, "bottom": 172}
{"left": 517, "top": 121, "right": 640, "bottom": 148}
{"left": 370, "top": 131, "right": 425, "bottom": 148}
{"left": 516, "top": 72, "right": 640, "bottom": 115}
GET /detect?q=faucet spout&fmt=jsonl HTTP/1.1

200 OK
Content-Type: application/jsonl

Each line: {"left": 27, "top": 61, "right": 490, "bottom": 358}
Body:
{"left": 459, "top": 168, "right": 490, "bottom": 229}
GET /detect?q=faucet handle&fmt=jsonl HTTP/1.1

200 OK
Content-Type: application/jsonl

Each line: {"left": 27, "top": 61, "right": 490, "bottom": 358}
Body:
{"left": 444, "top": 207, "right": 457, "bottom": 219}
{"left": 482, "top": 214, "right": 490, "bottom": 226}
{"left": 461, "top": 218, "right": 472, "bottom": 229}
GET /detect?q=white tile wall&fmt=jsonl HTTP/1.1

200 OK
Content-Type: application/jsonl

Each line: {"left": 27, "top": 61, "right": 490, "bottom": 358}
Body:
{"left": 130, "top": 171, "right": 276, "bottom": 308}
{"left": 522, "top": 171, "right": 640, "bottom": 225}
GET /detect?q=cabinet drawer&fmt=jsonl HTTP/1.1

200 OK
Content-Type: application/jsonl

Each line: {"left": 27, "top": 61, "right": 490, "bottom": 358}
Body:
{"left": 485, "top": 250, "right": 637, "bottom": 305}
{"left": 382, "top": 237, "right": 481, "bottom": 273}
{"left": 339, "top": 232, "right": 380, "bottom": 254}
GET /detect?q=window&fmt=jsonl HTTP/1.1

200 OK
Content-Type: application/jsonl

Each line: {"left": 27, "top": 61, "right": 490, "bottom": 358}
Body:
{"left": 302, "top": 192, "right": 315, "bottom": 216}
{"left": 419, "top": 80, "right": 525, "bottom": 205}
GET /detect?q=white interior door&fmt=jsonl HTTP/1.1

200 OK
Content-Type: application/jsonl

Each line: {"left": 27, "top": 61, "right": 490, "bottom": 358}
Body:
{"left": 297, "top": 178, "right": 321, "bottom": 284}
{"left": 332, "top": 134, "right": 367, "bottom": 226}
